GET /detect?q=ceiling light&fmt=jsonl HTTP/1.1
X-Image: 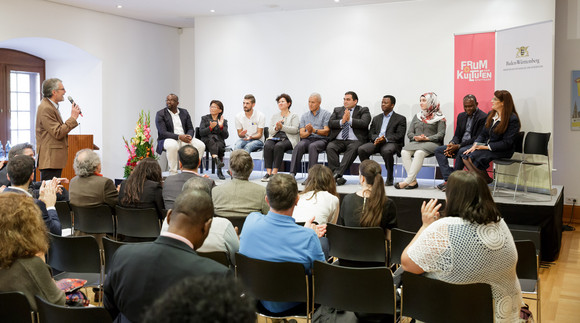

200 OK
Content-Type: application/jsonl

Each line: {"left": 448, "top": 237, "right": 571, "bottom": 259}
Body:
{"left": 334, "top": 0, "right": 340, "bottom": 3}
{"left": 210, "top": 9, "right": 215, "bottom": 13}
{"left": 116, "top": 5, "right": 122, "bottom": 9}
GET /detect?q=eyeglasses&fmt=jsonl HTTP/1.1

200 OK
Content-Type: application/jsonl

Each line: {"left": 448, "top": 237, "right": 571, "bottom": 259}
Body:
{"left": 491, "top": 97, "right": 499, "bottom": 102}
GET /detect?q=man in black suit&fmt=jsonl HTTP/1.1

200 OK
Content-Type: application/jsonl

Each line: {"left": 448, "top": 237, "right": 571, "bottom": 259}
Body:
{"left": 104, "top": 189, "right": 229, "bottom": 323}
{"left": 327, "top": 91, "right": 371, "bottom": 185}
{"left": 358, "top": 95, "right": 407, "bottom": 186}
{"left": 3, "top": 155, "right": 61, "bottom": 235}
{"left": 163, "top": 145, "right": 215, "bottom": 210}
{"left": 156, "top": 93, "right": 205, "bottom": 175}
{"left": 434, "top": 94, "right": 488, "bottom": 190}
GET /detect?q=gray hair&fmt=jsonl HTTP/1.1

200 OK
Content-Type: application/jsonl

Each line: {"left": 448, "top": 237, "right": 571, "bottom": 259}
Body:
{"left": 229, "top": 150, "right": 253, "bottom": 180}
{"left": 73, "top": 149, "right": 101, "bottom": 177}
{"left": 309, "top": 92, "right": 322, "bottom": 102}
{"left": 8, "top": 143, "right": 34, "bottom": 161}
{"left": 42, "top": 78, "right": 62, "bottom": 98}
{"left": 182, "top": 176, "right": 212, "bottom": 196}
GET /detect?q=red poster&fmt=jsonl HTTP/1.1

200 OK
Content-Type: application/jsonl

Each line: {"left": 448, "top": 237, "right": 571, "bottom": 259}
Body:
{"left": 454, "top": 32, "right": 495, "bottom": 120}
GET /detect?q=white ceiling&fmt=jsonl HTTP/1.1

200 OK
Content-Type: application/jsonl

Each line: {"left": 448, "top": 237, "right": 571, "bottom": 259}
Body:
{"left": 44, "top": 0, "right": 411, "bottom": 28}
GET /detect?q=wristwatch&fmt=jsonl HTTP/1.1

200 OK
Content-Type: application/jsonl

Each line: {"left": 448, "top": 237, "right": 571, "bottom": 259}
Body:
{"left": 314, "top": 129, "right": 318, "bottom": 134}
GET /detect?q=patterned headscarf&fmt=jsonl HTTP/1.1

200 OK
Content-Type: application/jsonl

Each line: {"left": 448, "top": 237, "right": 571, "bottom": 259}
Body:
{"left": 418, "top": 92, "right": 445, "bottom": 124}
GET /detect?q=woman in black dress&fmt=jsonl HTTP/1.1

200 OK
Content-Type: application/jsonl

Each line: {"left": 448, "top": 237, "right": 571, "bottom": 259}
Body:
{"left": 199, "top": 100, "right": 229, "bottom": 180}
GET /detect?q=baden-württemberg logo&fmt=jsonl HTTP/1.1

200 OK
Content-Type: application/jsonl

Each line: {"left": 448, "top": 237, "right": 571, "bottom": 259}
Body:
{"left": 505, "top": 45, "right": 540, "bottom": 69}
{"left": 516, "top": 46, "right": 529, "bottom": 58}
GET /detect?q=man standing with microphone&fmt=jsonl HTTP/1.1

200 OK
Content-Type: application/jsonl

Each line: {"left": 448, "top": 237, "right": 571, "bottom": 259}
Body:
{"left": 35, "top": 78, "right": 81, "bottom": 180}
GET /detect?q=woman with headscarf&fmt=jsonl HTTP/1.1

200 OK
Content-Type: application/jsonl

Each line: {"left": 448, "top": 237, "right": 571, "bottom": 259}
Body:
{"left": 396, "top": 92, "right": 446, "bottom": 189}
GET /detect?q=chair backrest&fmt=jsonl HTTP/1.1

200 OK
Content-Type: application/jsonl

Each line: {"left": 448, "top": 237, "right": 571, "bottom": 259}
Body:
{"left": 47, "top": 233, "right": 102, "bottom": 274}
{"left": 102, "top": 236, "right": 130, "bottom": 274}
{"left": 55, "top": 201, "right": 73, "bottom": 229}
{"left": 508, "top": 224, "right": 541, "bottom": 256}
{"left": 35, "top": 295, "right": 113, "bottom": 323}
{"left": 523, "top": 132, "right": 550, "bottom": 156}
{"left": 0, "top": 292, "right": 34, "bottom": 323}
{"left": 326, "top": 223, "right": 386, "bottom": 265}
{"left": 70, "top": 204, "right": 114, "bottom": 234}
{"left": 515, "top": 240, "right": 538, "bottom": 280}
{"left": 217, "top": 215, "right": 246, "bottom": 233}
{"left": 263, "top": 126, "right": 269, "bottom": 140}
{"left": 115, "top": 206, "right": 160, "bottom": 238}
{"left": 235, "top": 253, "right": 309, "bottom": 304}
{"left": 390, "top": 228, "right": 416, "bottom": 265}
{"left": 313, "top": 260, "right": 396, "bottom": 316}
{"left": 402, "top": 272, "right": 494, "bottom": 323}
{"left": 513, "top": 131, "right": 525, "bottom": 154}
{"left": 198, "top": 251, "right": 231, "bottom": 268}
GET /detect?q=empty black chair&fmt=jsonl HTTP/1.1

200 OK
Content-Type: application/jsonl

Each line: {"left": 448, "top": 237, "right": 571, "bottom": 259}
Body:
{"left": 389, "top": 228, "right": 416, "bottom": 267}
{"left": 0, "top": 291, "right": 35, "bottom": 323}
{"left": 35, "top": 295, "right": 113, "bottom": 323}
{"left": 102, "top": 236, "right": 131, "bottom": 274}
{"left": 198, "top": 251, "right": 231, "bottom": 268}
{"left": 402, "top": 272, "right": 494, "bottom": 323}
{"left": 55, "top": 201, "right": 73, "bottom": 230}
{"left": 515, "top": 240, "right": 541, "bottom": 322}
{"left": 70, "top": 204, "right": 115, "bottom": 235}
{"left": 326, "top": 223, "right": 386, "bottom": 267}
{"left": 509, "top": 224, "right": 541, "bottom": 257}
{"left": 115, "top": 206, "right": 160, "bottom": 240}
{"left": 313, "top": 260, "right": 397, "bottom": 322}
{"left": 235, "top": 253, "right": 311, "bottom": 321}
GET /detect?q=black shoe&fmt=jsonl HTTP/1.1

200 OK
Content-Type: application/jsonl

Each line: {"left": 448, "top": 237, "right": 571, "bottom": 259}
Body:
{"left": 394, "top": 182, "right": 403, "bottom": 189}
{"left": 437, "top": 182, "right": 447, "bottom": 191}
{"left": 261, "top": 174, "right": 271, "bottom": 182}
{"left": 405, "top": 183, "right": 419, "bottom": 190}
{"left": 301, "top": 177, "right": 308, "bottom": 186}
{"left": 217, "top": 168, "right": 225, "bottom": 180}
{"left": 385, "top": 178, "right": 394, "bottom": 186}
{"left": 336, "top": 177, "right": 347, "bottom": 186}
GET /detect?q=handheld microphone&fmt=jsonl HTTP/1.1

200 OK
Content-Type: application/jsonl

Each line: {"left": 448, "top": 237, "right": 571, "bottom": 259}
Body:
{"left": 67, "top": 96, "right": 83, "bottom": 117}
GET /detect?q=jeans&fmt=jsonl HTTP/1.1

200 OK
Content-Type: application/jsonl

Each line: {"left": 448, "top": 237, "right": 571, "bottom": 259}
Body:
{"left": 233, "top": 139, "right": 264, "bottom": 153}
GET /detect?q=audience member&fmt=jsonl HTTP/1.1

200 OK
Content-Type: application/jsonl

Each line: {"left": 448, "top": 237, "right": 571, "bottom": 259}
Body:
{"left": 4, "top": 155, "right": 61, "bottom": 235}
{"left": 69, "top": 149, "right": 118, "bottom": 209}
{"left": 396, "top": 92, "right": 446, "bottom": 189}
{"left": 155, "top": 93, "right": 205, "bottom": 175}
{"left": 163, "top": 145, "right": 215, "bottom": 210}
{"left": 434, "top": 94, "right": 487, "bottom": 191}
{"left": 233, "top": 94, "right": 265, "bottom": 153}
{"left": 199, "top": 100, "right": 229, "bottom": 180}
{"left": 327, "top": 91, "right": 371, "bottom": 185}
{"left": 293, "top": 165, "right": 339, "bottom": 225}
{"left": 239, "top": 174, "right": 325, "bottom": 314}
{"left": 104, "top": 190, "right": 229, "bottom": 322}
{"left": 0, "top": 193, "right": 66, "bottom": 311}
{"left": 358, "top": 95, "right": 407, "bottom": 186}
{"left": 162, "top": 176, "right": 239, "bottom": 265}
{"left": 460, "top": 90, "right": 521, "bottom": 184}
{"left": 262, "top": 93, "right": 300, "bottom": 182}
{"left": 337, "top": 160, "right": 397, "bottom": 235}
{"left": 118, "top": 158, "right": 165, "bottom": 220}
{"left": 289, "top": 93, "right": 331, "bottom": 179}
{"left": 212, "top": 150, "right": 268, "bottom": 218}
{"left": 402, "top": 170, "right": 522, "bottom": 323}
{"left": 143, "top": 275, "right": 255, "bottom": 323}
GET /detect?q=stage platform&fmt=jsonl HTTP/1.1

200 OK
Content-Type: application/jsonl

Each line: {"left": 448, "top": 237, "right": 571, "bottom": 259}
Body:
{"left": 174, "top": 169, "right": 564, "bottom": 262}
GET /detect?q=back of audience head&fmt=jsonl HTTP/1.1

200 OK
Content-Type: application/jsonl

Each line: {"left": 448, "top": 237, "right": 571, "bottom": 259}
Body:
{"left": 73, "top": 149, "right": 101, "bottom": 177}
{"left": 121, "top": 158, "right": 162, "bottom": 205}
{"left": 229, "top": 150, "right": 253, "bottom": 180}
{"left": 303, "top": 165, "right": 337, "bottom": 198}
{"left": 358, "top": 159, "right": 387, "bottom": 227}
{"left": 7, "top": 155, "right": 35, "bottom": 186}
{"left": 168, "top": 190, "right": 214, "bottom": 249}
{"left": 178, "top": 145, "right": 199, "bottom": 170}
{"left": 8, "top": 143, "right": 34, "bottom": 161}
{"left": 445, "top": 170, "right": 501, "bottom": 224}
{"left": 0, "top": 193, "right": 48, "bottom": 268}
{"left": 182, "top": 176, "right": 211, "bottom": 196}
{"left": 266, "top": 174, "right": 298, "bottom": 212}
{"left": 143, "top": 275, "right": 255, "bottom": 323}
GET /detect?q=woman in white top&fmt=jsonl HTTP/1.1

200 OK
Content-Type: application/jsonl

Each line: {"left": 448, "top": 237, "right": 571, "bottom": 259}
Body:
{"left": 402, "top": 170, "right": 522, "bottom": 323}
{"left": 261, "top": 93, "right": 300, "bottom": 182}
{"left": 293, "top": 165, "right": 339, "bottom": 225}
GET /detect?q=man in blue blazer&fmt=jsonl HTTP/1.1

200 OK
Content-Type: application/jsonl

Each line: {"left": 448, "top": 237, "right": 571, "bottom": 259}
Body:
{"left": 156, "top": 93, "right": 206, "bottom": 175}
{"left": 434, "top": 94, "right": 487, "bottom": 190}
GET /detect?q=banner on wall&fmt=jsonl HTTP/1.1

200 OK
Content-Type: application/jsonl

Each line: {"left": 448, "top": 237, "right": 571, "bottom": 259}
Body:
{"left": 572, "top": 70, "right": 580, "bottom": 130}
{"left": 454, "top": 32, "right": 495, "bottom": 119}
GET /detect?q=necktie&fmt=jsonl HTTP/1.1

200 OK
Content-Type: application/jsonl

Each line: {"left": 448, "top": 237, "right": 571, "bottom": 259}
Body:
{"left": 341, "top": 121, "right": 350, "bottom": 140}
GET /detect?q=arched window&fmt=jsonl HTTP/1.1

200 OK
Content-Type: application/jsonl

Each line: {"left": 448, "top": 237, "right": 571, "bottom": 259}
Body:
{"left": 0, "top": 49, "right": 45, "bottom": 149}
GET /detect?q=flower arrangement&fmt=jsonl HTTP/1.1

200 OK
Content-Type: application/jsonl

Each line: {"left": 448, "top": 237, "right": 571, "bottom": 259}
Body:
{"left": 123, "top": 110, "right": 155, "bottom": 178}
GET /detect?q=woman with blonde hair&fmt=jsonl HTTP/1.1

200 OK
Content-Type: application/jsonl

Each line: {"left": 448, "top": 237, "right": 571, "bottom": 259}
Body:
{"left": 0, "top": 193, "right": 65, "bottom": 310}
{"left": 337, "top": 159, "right": 397, "bottom": 234}
{"left": 293, "top": 165, "right": 339, "bottom": 225}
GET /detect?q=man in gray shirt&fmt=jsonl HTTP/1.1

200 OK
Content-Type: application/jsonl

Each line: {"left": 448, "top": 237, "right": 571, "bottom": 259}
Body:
{"left": 289, "top": 93, "right": 331, "bottom": 178}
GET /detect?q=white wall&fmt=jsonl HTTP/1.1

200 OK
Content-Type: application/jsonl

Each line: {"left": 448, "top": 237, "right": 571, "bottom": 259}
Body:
{"left": 0, "top": 0, "right": 180, "bottom": 179}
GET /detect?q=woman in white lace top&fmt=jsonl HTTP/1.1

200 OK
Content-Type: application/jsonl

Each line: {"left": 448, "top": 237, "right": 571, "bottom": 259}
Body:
{"left": 401, "top": 170, "right": 522, "bottom": 323}
{"left": 293, "top": 165, "right": 339, "bottom": 225}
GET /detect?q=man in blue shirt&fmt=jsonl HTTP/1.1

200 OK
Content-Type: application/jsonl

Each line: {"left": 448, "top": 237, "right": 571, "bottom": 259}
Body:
{"left": 239, "top": 174, "right": 325, "bottom": 313}
{"left": 358, "top": 95, "right": 407, "bottom": 186}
